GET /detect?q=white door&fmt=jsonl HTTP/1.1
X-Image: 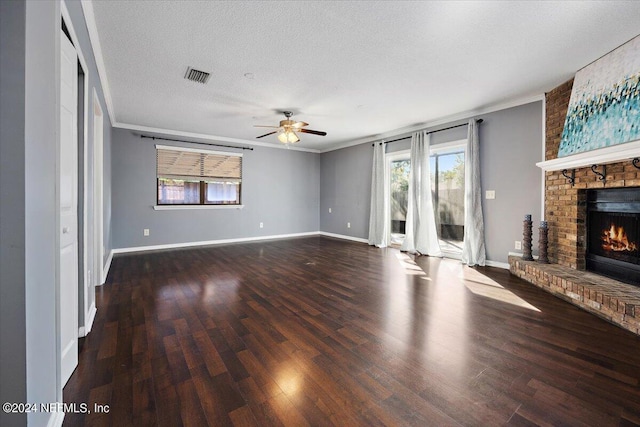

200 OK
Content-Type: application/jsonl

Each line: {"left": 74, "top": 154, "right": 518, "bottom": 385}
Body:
{"left": 60, "top": 30, "right": 79, "bottom": 386}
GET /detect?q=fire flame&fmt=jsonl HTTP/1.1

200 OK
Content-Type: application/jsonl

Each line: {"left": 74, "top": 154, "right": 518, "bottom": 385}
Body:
{"left": 602, "top": 223, "right": 637, "bottom": 252}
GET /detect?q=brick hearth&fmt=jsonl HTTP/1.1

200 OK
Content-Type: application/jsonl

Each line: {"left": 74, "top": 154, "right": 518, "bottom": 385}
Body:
{"left": 509, "top": 256, "right": 640, "bottom": 335}
{"left": 509, "top": 79, "right": 640, "bottom": 336}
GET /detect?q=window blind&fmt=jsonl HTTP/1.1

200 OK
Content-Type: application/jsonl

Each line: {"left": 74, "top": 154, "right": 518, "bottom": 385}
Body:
{"left": 156, "top": 145, "right": 242, "bottom": 182}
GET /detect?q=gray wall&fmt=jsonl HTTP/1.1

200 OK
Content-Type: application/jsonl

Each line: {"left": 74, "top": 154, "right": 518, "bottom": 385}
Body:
{"left": 24, "top": 1, "right": 60, "bottom": 426}
{"left": 479, "top": 101, "right": 543, "bottom": 263}
{"left": 320, "top": 142, "right": 373, "bottom": 239}
{"left": 0, "top": 1, "right": 113, "bottom": 426}
{"left": 112, "top": 129, "right": 320, "bottom": 249}
{"left": 0, "top": 1, "right": 27, "bottom": 426}
{"left": 320, "top": 101, "right": 544, "bottom": 264}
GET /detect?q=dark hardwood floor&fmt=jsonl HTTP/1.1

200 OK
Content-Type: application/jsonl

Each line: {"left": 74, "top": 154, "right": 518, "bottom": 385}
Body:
{"left": 63, "top": 236, "right": 640, "bottom": 426}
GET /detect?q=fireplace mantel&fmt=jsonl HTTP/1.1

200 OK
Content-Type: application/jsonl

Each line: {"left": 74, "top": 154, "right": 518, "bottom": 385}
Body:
{"left": 536, "top": 138, "right": 640, "bottom": 172}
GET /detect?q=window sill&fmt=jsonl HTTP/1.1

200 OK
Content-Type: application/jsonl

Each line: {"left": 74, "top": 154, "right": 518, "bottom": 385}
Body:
{"left": 153, "top": 205, "right": 244, "bottom": 211}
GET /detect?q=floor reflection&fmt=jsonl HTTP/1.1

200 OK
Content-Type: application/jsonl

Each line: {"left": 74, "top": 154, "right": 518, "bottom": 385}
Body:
{"left": 390, "top": 252, "right": 540, "bottom": 382}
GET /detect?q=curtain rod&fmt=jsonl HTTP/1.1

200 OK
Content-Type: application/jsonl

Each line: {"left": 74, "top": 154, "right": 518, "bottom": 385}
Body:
{"left": 372, "top": 119, "right": 483, "bottom": 146}
{"left": 140, "top": 135, "right": 254, "bottom": 151}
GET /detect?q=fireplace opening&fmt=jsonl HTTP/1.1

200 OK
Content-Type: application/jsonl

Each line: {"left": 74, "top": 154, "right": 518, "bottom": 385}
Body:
{"left": 586, "top": 188, "right": 640, "bottom": 286}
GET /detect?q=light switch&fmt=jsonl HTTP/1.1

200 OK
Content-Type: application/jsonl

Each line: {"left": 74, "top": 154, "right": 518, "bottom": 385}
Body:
{"left": 486, "top": 190, "right": 496, "bottom": 200}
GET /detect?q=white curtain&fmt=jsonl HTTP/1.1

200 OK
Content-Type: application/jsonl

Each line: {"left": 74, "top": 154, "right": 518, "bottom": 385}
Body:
{"left": 368, "top": 141, "right": 389, "bottom": 247}
{"left": 401, "top": 132, "right": 441, "bottom": 256}
{"left": 461, "top": 119, "right": 486, "bottom": 266}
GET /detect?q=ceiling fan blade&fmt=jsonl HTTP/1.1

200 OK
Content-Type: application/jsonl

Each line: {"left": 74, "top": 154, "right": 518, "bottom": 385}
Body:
{"left": 256, "top": 131, "right": 278, "bottom": 139}
{"left": 298, "top": 129, "right": 327, "bottom": 136}
{"left": 253, "top": 125, "right": 280, "bottom": 128}
{"left": 292, "top": 121, "right": 309, "bottom": 128}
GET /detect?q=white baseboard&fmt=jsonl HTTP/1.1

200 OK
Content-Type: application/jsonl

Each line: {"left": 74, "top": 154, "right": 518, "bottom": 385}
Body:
{"left": 318, "top": 231, "right": 368, "bottom": 244}
{"left": 111, "top": 231, "right": 371, "bottom": 256}
{"left": 112, "top": 231, "right": 321, "bottom": 255}
{"left": 47, "top": 410, "right": 65, "bottom": 427}
{"left": 485, "top": 260, "right": 510, "bottom": 269}
{"left": 99, "top": 250, "right": 113, "bottom": 285}
{"left": 110, "top": 232, "right": 508, "bottom": 271}
{"left": 81, "top": 302, "right": 97, "bottom": 337}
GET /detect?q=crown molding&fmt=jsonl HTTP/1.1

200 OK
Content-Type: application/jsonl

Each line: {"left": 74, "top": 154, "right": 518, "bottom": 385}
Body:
{"left": 80, "top": 0, "right": 115, "bottom": 125}
{"left": 320, "top": 94, "right": 545, "bottom": 153}
{"left": 114, "top": 122, "right": 321, "bottom": 153}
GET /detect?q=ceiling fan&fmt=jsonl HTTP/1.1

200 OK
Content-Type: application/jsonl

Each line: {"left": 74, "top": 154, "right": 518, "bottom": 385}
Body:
{"left": 255, "top": 111, "right": 327, "bottom": 144}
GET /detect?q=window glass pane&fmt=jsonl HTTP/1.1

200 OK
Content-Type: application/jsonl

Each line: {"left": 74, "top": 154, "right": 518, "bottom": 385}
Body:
{"left": 435, "top": 152, "right": 465, "bottom": 242}
{"left": 158, "top": 178, "right": 200, "bottom": 204}
{"left": 205, "top": 181, "right": 240, "bottom": 205}
{"left": 390, "top": 159, "right": 410, "bottom": 242}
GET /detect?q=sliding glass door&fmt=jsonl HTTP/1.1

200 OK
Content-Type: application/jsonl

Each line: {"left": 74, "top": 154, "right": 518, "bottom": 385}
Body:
{"left": 430, "top": 141, "right": 466, "bottom": 256}
{"left": 386, "top": 140, "right": 466, "bottom": 254}
{"left": 388, "top": 152, "right": 410, "bottom": 246}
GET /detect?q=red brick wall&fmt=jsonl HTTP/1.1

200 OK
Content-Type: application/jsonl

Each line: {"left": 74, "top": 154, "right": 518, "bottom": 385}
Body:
{"left": 545, "top": 80, "right": 640, "bottom": 268}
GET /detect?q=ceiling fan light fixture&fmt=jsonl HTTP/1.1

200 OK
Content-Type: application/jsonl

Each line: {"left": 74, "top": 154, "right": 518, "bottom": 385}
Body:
{"left": 255, "top": 111, "right": 325, "bottom": 143}
{"left": 277, "top": 130, "right": 300, "bottom": 144}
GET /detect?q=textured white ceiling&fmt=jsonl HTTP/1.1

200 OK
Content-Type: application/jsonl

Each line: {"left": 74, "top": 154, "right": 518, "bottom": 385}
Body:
{"left": 89, "top": 1, "right": 640, "bottom": 151}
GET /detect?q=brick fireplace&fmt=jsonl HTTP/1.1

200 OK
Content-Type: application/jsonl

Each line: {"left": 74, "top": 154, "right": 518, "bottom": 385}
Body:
{"left": 545, "top": 79, "right": 640, "bottom": 270}
{"left": 509, "top": 79, "right": 640, "bottom": 335}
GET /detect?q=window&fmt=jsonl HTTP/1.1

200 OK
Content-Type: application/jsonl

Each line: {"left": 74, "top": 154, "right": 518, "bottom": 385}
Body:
{"left": 430, "top": 140, "right": 466, "bottom": 254}
{"left": 156, "top": 145, "right": 242, "bottom": 206}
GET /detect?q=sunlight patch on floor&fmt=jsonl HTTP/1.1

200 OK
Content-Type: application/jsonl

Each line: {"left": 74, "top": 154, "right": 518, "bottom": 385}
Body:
{"left": 393, "top": 251, "right": 539, "bottom": 312}
{"left": 461, "top": 267, "right": 540, "bottom": 312}
{"left": 394, "top": 252, "right": 428, "bottom": 276}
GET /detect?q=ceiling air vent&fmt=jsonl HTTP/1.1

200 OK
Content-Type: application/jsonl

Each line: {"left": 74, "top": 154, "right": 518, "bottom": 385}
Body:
{"left": 184, "top": 67, "right": 210, "bottom": 84}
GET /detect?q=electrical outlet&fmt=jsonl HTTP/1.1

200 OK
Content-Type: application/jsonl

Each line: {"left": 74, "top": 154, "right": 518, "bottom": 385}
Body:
{"left": 347, "top": 222, "right": 351, "bottom": 228}
{"left": 486, "top": 190, "right": 496, "bottom": 200}
{"left": 143, "top": 228, "right": 150, "bottom": 236}
{"left": 259, "top": 222, "right": 263, "bottom": 228}
{"left": 329, "top": 208, "right": 332, "bottom": 213}
{"left": 515, "top": 240, "right": 522, "bottom": 250}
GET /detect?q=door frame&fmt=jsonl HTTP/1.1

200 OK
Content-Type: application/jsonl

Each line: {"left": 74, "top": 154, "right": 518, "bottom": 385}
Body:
{"left": 61, "top": 2, "right": 95, "bottom": 339}
{"left": 93, "top": 89, "right": 104, "bottom": 286}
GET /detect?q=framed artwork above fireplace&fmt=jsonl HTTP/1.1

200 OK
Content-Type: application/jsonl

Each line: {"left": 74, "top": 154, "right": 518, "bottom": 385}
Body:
{"left": 558, "top": 34, "right": 640, "bottom": 158}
